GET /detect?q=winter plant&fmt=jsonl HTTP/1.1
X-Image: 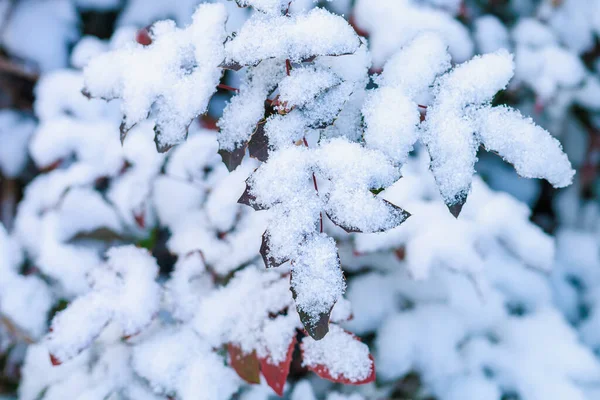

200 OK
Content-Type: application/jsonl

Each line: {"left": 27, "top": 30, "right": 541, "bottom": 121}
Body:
{"left": 0, "top": 0, "right": 599, "bottom": 399}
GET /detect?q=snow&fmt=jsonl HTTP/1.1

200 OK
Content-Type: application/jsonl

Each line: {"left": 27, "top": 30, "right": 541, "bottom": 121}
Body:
{"left": 291, "top": 235, "right": 345, "bottom": 325}
{"left": 0, "top": 225, "right": 52, "bottom": 339}
{"left": 363, "top": 33, "right": 450, "bottom": 166}
{"left": 47, "top": 246, "right": 161, "bottom": 363}
{"left": 4, "top": 1, "right": 598, "bottom": 399}
{"left": 1, "top": 0, "right": 78, "bottom": 71}
{"left": 133, "top": 327, "right": 241, "bottom": 399}
{"left": 474, "top": 15, "right": 510, "bottom": 54}
{"left": 0, "top": 111, "right": 35, "bottom": 178}
{"left": 218, "top": 60, "right": 284, "bottom": 151}
{"left": 302, "top": 324, "right": 373, "bottom": 382}
{"left": 422, "top": 49, "right": 574, "bottom": 208}
{"left": 278, "top": 66, "right": 341, "bottom": 110}
{"left": 224, "top": 8, "right": 360, "bottom": 65}
{"left": 192, "top": 267, "right": 298, "bottom": 361}
{"left": 353, "top": 0, "right": 473, "bottom": 67}
{"left": 476, "top": 106, "right": 575, "bottom": 188}
{"left": 84, "top": 3, "right": 227, "bottom": 150}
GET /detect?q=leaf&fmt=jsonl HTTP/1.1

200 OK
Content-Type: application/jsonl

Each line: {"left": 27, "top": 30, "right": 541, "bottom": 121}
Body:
{"left": 69, "top": 227, "right": 127, "bottom": 243}
{"left": 447, "top": 201, "right": 465, "bottom": 219}
{"left": 326, "top": 200, "right": 410, "bottom": 234}
{"left": 83, "top": 4, "right": 227, "bottom": 151}
{"left": 219, "top": 146, "right": 247, "bottom": 172}
{"left": 135, "top": 28, "right": 152, "bottom": 46}
{"left": 218, "top": 60, "right": 244, "bottom": 71}
{"left": 227, "top": 344, "right": 261, "bottom": 384}
{"left": 49, "top": 353, "right": 62, "bottom": 366}
{"left": 298, "top": 308, "right": 331, "bottom": 340}
{"left": 260, "top": 232, "right": 288, "bottom": 269}
{"left": 300, "top": 329, "right": 376, "bottom": 384}
{"left": 259, "top": 335, "right": 297, "bottom": 396}
{"left": 290, "top": 280, "right": 332, "bottom": 341}
{"left": 326, "top": 213, "right": 361, "bottom": 233}
{"left": 154, "top": 124, "right": 181, "bottom": 153}
{"left": 119, "top": 119, "right": 130, "bottom": 146}
{"left": 383, "top": 199, "right": 411, "bottom": 225}
{"left": 133, "top": 210, "right": 145, "bottom": 228}
{"left": 238, "top": 182, "right": 267, "bottom": 211}
{"left": 247, "top": 120, "right": 269, "bottom": 162}
{"left": 306, "top": 354, "right": 376, "bottom": 385}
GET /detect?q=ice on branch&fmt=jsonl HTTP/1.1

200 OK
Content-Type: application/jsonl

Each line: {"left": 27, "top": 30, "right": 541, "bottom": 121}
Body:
{"left": 82, "top": 3, "right": 227, "bottom": 151}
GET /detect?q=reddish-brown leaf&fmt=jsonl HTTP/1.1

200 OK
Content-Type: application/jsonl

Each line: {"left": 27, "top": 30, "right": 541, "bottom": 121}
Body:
{"left": 259, "top": 335, "right": 297, "bottom": 396}
{"left": 260, "top": 232, "right": 288, "bottom": 269}
{"left": 228, "top": 344, "right": 260, "bottom": 384}
{"left": 218, "top": 60, "right": 244, "bottom": 71}
{"left": 136, "top": 28, "right": 152, "bottom": 46}
{"left": 301, "top": 334, "right": 376, "bottom": 385}
{"left": 49, "top": 353, "right": 62, "bottom": 366}
{"left": 447, "top": 200, "right": 465, "bottom": 218}
{"left": 305, "top": 354, "right": 375, "bottom": 385}
{"left": 219, "top": 146, "right": 247, "bottom": 172}
{"left": 298, "top": 308, "right": 330, "bottom": 340}
{"left": 133, "top": 210, "right": 145, "bottom": 229}
{"left": 290, "top": 274, "right": 333, "bottom": 340}
{"left": 247, "top": 120, "right": 269, "bottom": 162}
{"left": 238, "top": 182, "right": 266, "bottom": 211}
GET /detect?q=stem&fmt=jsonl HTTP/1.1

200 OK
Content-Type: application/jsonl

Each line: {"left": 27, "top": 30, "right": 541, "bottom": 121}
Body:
{"left": 303, "top": 137, "right": 323, "bottom": 233}
{"left": 284, "top": 1, "right": 292, "bottom": 16}
{"left": 217, "top": 83, "right": 240, "bottom": 93}
{"left": 0, "top": 176, "right": 16, "bottom": 231}
{"left": 285, "top": 59, "right": 292, "bottom": 76}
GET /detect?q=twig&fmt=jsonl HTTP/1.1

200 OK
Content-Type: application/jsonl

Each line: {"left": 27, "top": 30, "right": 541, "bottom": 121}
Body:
{"left": 0, "top": 57, "right": 38, "bottom": 81}
{"left": 217, "top": 83, "right": 240, "bottom": 93}
{"left": 303, "top": 137, "right": 323, "bottom": 233}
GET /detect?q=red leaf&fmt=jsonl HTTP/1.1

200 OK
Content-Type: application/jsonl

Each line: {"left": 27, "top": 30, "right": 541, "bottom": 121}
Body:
{"left": 133, "top": 210, "right": 145, "bottom": 228}
{"left": 307, "top": 354, "right": 375, "bottom": 385}
{"left": 259, "top": 336, "right": 297, "bottom": 396}
{"left": 136, "top": 28, "right": 152, "bottom": 46}
{"left": 301, "top": 333, "right": 376, "bottom": 385}
{"left": 49, "top": 353, "right": 62, "bottom": 366}
{"left": 228, "top": 344, "right": 260, "bottom": 384}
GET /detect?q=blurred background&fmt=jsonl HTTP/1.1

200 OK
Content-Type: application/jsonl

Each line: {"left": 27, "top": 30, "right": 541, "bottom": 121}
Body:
{"left": 0, "top": 0, "right": 600, "bottom": 399}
